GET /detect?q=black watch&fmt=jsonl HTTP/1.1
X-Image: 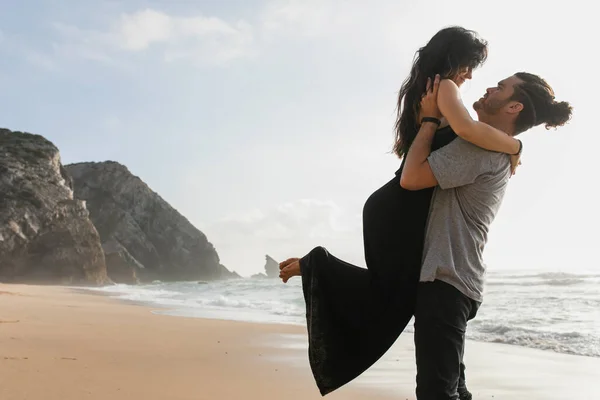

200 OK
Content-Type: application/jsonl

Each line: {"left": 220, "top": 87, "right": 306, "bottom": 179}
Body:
{"left": 421, "top": 117, "right": 441, "bottom": 126}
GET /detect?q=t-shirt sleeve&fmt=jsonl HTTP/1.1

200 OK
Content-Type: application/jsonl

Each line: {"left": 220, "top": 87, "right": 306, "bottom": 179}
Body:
{"left": 427, "top": 138, "right": 493, "bottom": 189}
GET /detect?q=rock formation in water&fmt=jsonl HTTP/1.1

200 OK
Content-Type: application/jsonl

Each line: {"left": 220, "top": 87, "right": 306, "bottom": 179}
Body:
{"left": 65, "top": 161, "right": 237, "bottom": 282}
{"left": 264, "top": 254, "right": 280, "bottom": 278}
{"left": 251, "top": 255, "right": 281, "bottom": 279}
{"left": 0, "top": 129, "right": 108, "bottom": 284}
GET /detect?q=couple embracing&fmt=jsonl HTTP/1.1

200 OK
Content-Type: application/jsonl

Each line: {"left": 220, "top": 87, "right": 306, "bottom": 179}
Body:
{"left": 279, "top": 26, "right": 572, "bottom": 400}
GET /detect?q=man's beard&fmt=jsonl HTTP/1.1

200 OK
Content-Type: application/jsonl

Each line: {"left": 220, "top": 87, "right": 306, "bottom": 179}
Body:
{"left": 476, "top": 98, "right": 508, "bottom": 116}
{"left": 473, "top": 98, "right": 502, "bottom": 122}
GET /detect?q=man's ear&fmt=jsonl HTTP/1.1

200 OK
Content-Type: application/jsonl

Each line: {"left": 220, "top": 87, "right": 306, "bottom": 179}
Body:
{"left": 507, "top": 101, "right": 524, "bottom": 114}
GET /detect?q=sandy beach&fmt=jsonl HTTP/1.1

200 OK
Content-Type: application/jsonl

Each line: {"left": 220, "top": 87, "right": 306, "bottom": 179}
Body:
{"left": 1, "top": 284, "right": 598, "bottom": 400}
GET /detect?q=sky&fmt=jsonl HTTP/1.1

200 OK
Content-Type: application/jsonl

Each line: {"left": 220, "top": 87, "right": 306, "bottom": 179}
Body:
{"left": 0, "top": 0, "right": 596, "bottom": 277}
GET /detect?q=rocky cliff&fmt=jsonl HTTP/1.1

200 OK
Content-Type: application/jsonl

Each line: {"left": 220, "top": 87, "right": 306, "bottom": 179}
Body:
{"left": 65, "top": 161, "right": 236, "bottom": 282}
{"left": 264, "top": 255, "right": 279, "bottom": 278}
{"left": 0, "top": 129, "right": 107, "bottom": 284}
{"left": 252, "top": 255, "right": 281, "bottom": 279}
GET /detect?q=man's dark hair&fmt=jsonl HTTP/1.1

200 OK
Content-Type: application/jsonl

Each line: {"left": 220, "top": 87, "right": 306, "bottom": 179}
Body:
{"left": 511, "top": 72, "right": 573, "bottom": 134}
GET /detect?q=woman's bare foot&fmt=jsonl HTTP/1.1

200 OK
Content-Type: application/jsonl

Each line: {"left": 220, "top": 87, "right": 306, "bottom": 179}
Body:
{"left": 279, "top": 257, "right": 299, "bottom": 270}
{"left": 279, "top": 260, "right": 301, "bottom": 283}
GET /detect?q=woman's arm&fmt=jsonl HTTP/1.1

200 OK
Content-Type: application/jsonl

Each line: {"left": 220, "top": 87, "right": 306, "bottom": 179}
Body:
{"left": 437, "top": 79, "right": 520, "bottom": 154}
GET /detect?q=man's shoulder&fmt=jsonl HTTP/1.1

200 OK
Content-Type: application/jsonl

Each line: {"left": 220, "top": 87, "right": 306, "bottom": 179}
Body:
{"left": 488, "top": 150, "right": 511, "bottom": 172}
{"left": 452, "top": 138, "right": 511, "bottom": 166}
{"left": 478, "top": 152, "right": 511, "bottom": 185}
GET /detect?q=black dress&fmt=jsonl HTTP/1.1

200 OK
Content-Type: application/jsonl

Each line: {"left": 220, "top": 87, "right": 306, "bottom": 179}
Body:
{"left": 298, "top": 126, "right": 457, "bottom": 395}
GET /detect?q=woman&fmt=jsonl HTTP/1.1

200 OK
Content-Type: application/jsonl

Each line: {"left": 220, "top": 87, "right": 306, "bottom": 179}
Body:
{"left": 279, "top": 26, "right": 521, "bottom": 398}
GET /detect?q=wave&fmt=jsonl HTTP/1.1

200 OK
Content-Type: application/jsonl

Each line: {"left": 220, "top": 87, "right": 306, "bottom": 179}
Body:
{"left": 79, "top": 272, "right": 600, "bottom": 358}
{"left": 85, "top": 281, "right": 305, "bottom": 318}
{"left": 489, "top": 271, "right": 600, "bottom": 280}
{"left": 486, "top": 271, "right": 600, "bottom": 287}
{"left": 90, "top": 284, "right": 182, "bottom": 299}
{"left": 487, "top": 278, "right": 586, "bottom": 287}
{"left": 467, "top": 323, "right": 599, "bottom": 357}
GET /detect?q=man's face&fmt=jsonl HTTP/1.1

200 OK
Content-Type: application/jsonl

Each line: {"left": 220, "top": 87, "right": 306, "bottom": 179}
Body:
{"left": 473, "top": 75, "right": 524, "bottom": 118}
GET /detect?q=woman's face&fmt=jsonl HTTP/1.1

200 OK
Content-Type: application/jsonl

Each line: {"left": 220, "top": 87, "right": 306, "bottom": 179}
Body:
{"left": 453, "top": 66, "right": 473, "bottom": 87}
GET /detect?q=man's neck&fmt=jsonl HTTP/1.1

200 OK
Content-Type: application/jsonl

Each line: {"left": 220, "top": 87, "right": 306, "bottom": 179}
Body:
{"left": 479, "top": 116, "right": 516, "bottom": 137}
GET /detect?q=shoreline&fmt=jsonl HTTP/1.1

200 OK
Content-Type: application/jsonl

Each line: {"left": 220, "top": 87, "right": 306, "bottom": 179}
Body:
{"left": 83, "top": 280, "right": 600, "bottom": 360}
{"left": 1, "top": 284, "right": 599, "bottom": 399}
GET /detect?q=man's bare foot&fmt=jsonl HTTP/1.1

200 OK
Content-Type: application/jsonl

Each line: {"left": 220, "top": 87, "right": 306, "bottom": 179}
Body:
{"left": 279, "top": 260, "right": 301, "bottom": 283}
{"left": 279, "top": 257, "right": 299, "bottom": 270}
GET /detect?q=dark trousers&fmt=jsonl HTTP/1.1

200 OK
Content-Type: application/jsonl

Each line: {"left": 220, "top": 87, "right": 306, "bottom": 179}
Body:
{"left": 414, "top": 280, "right": 480, "bottom": 400}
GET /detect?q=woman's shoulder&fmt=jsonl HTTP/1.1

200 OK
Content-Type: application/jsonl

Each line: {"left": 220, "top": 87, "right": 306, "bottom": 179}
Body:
{"left": 439, "top": 78, "right": 459, "bottom": 91}
{"left": 437, "top": 79, "right": 461, "bottom": 103}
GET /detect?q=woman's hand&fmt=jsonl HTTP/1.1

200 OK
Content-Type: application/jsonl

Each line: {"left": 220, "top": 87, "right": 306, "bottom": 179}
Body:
{"left": 418, "top": 74, "right": 442, "bottom": 123}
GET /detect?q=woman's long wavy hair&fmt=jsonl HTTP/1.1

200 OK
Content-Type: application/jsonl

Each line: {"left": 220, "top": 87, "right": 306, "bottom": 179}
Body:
{"left": 393, "top": 27, "right": 488, "bottom": 158}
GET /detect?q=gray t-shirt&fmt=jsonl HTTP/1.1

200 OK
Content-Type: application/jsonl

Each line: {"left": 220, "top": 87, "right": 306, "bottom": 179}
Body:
{"left": 420, "top": 137, "right": 511, "bottom": 302}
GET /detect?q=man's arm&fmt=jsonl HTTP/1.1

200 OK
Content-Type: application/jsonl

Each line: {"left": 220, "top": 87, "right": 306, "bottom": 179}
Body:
{"left": 399, "top": 121, "right": 439, "bottom": 190}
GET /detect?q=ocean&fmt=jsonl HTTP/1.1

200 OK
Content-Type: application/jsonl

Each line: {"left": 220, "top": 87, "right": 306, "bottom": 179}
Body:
{"left": 85, "top": 269, "right": 600, "bottom": 358}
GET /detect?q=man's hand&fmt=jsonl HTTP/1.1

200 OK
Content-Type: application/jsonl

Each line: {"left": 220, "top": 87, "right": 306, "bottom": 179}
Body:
{"left": 418, "top": 74, "right": 442, "bottom": 123}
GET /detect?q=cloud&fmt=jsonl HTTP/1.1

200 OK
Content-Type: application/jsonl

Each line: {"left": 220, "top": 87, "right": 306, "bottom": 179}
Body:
{"left": 116, "top": 9, "right": 255, "bottom": 65}
{"left": 258, "top": 0, "right": 410, "bottom": 50}
{"left": 205, "top": 199, "right": 363, "bottom": 276}
{"left": 44, "top": 1, "right": 411, "bottom": 69}
{"left": 117, "top": 9, "right": 173, "bottom": 51}
{"left": 52, "top": 9, "right": 256, "bottom": 66}
{"left": 260, "top": 0, "right": 341, "bottom": 38}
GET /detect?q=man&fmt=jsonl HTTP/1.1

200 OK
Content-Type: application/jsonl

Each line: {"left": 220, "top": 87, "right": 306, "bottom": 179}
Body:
{"left": 400, "top": 72, "right": 572, "bottom": 400}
